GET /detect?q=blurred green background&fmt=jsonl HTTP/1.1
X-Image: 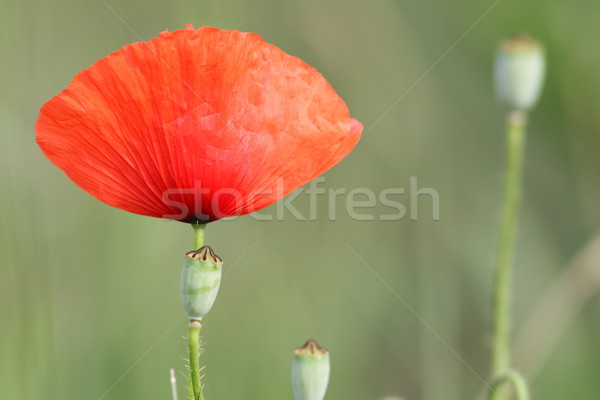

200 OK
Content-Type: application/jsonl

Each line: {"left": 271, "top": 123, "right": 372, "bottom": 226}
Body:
{"left": 1, "top": 0, "right": 599, "bottom": 399}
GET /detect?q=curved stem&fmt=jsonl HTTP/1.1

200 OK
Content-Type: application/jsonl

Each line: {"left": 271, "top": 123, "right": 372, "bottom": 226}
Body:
{"left": 487, "top": 370, "right": 530, "bottom": 400}
{"left": 489, "top": 110, "right": 528, "bottom": 399}
{"left": 188, "top": 321, "right": 204, "bottom": 400}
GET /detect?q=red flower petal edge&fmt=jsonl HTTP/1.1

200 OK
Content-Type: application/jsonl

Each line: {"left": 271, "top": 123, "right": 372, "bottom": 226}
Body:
{"left": 36, "top": 25, "right": 362, "bottom": 222}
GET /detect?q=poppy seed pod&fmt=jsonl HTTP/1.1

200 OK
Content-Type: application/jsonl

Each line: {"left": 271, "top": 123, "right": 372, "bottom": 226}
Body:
{"left": 292, "top": 339, "right": 330, "bottom": 400}
{"left": 181, "top": 246, "right": 223, "bottom": 320}
{"left": 494, "top": 34, "right": 545, "bottom": 112}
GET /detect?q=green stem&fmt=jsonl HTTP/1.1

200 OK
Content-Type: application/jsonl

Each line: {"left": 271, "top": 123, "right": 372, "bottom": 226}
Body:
{"left": 188, "top": 320, "right": 204, "bottom": 400}
{"left": 189, "top": 223, "right": 206, "bottom": 400}
{"left": 489, "top": 110, "right": 528, "bottom": 399}
{"left": 193, "top": 223, "right": 206, "bottom": 250}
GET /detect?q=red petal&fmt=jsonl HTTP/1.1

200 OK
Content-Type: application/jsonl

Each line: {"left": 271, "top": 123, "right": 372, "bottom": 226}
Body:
{"left": 36, "top": 26, "right": 362, "bottom": 221}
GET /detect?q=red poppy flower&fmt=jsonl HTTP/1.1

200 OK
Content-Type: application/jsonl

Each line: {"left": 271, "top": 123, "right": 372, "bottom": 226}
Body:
{"left": 36, "top": 25, "right": 362, "bottom": 222}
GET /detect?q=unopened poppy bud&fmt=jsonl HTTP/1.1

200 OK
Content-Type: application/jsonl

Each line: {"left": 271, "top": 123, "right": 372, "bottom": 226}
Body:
{"left": 292, "top": 339, "right": 330, "bottom": 400}
{"left": 494, "top": 33, "right": 545, "bottom": 112}
{"left": 181, "top": 246, "right": 223, "bottom": 320}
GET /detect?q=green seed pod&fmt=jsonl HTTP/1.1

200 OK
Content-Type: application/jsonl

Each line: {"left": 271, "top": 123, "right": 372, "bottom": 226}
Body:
{"left": 181, "top": 246, "right": 223, "bottom": 320}
{"left": 292, "top": 339, "right": 330, "bottom": 400}
{"left": 494, "top": 33, "right": 545, "bottom": 112}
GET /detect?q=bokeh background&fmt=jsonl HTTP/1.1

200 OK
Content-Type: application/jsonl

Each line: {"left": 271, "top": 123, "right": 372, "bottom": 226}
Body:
{"left": 1, "top": 0, "right": 599, "bottom": 399}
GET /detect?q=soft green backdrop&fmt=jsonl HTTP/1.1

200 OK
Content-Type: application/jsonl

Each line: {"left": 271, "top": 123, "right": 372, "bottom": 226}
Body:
{"left": 1, "top": 0, "right": 599, "bottom": 399}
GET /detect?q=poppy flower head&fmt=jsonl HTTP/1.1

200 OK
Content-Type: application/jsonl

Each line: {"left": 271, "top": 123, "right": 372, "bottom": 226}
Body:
{"left": 36, "top": 25, "right": 362, "bottom": 222}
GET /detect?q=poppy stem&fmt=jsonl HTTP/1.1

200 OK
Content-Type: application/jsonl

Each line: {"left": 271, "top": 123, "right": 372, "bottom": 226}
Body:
{"left": 489, "top": 110, "right": 529, "bottom": 399}
{"left": 193, "top": 223, "right": 206, "bottom": 250}
{"left": 188, "top": 320, "right": 204, "bottom": 400}
{"left": 189, "top": 223, "right": 206, "bottom": 400}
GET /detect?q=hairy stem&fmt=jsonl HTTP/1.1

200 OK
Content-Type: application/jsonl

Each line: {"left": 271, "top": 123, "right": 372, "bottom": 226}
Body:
{"left": 189, "top": 223, "right": 206, "bottom": 400}
{"left": 188, "top": 321, "right": 204, "bottom": 400}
